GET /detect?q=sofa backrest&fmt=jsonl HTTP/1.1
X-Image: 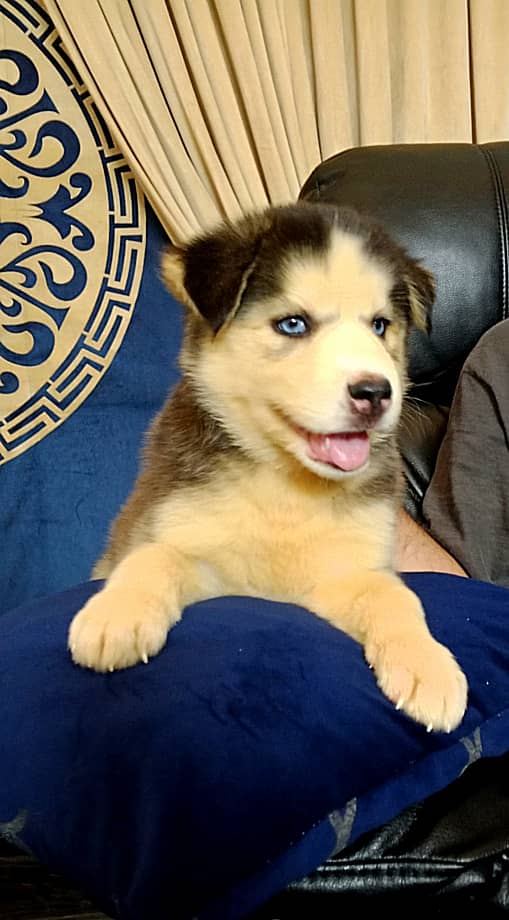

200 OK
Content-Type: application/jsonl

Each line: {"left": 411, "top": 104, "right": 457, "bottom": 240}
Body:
{"left": 300, "top": 142, "right": 509, "bottom": 405}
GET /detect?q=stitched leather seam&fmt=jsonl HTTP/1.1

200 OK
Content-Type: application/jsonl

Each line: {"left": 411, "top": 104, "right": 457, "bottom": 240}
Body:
{"left": 481, "top": 145, "right": 509, "bottom": 321}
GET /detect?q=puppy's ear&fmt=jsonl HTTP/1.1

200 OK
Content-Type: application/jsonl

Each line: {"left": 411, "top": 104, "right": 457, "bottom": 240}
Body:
{"left": 161, "top": 246, "right": 194, "bottom": 311}
{"left": 161, "top": 217, "right": 267, "bottom": 332}
{"left": 404, "top": 260, "right": 435, "bottom": 333}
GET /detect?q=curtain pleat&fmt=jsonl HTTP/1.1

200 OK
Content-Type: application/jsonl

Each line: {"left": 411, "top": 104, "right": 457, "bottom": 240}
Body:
{"left": 469, "top": 0, "right": 509, "bottom": 142}
{"left": 43, "top": 0, "right": 509, "bottom": 243}
{"left": 310, "top": 0, "right": 357, "bottom": 155}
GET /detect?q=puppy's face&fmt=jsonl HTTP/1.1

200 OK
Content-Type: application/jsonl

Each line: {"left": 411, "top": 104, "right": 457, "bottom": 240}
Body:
{"left": 163, "top": 204, "right": 433, "bottom": 481}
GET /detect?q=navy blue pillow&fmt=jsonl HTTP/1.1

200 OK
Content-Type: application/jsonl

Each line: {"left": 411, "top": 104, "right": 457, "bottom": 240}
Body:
{"left": 1, "top": 573, "right": 509, "bottom": 919}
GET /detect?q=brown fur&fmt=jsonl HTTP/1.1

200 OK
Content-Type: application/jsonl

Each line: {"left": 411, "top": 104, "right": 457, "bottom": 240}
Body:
{"left": 69, "top": 202, "right": 467, "bottom": 733}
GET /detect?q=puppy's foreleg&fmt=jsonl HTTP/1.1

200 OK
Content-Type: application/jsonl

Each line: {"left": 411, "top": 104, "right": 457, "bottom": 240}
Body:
{"left": 307, "top": 571, "right": 467, "bottom": 733}
{"left": 69, "top": 542, "right": 203, "bottom": 672}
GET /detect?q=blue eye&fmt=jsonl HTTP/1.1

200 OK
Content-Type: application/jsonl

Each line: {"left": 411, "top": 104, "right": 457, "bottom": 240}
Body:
{"left": 372, "top": 316, "right": 391, "bottom": 337}
{"left": 274, "top": 315, "right": 310, "bottom": 337}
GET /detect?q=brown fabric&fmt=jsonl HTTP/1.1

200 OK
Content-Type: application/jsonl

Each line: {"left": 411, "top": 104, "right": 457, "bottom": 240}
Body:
{"left": 423, "top": 320, "right": 509, "bottom": 587}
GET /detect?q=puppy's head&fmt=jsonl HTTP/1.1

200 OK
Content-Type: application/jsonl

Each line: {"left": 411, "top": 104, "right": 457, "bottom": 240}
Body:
{"left": 162, "top": 203, "right": 434, "bottom": 481}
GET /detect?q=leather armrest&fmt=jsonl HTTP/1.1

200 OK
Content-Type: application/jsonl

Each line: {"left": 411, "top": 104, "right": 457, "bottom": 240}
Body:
{"left": 399, "top": 401, "right": 449, "bottom": 522}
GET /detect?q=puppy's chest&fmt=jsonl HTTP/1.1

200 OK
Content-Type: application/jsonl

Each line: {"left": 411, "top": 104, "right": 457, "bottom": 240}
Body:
{"left": 152, "top": 474, "right": 393, "bottom": 600}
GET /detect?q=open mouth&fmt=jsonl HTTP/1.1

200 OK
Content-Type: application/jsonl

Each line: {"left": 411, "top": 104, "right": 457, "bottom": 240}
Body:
{"left": 273, "top": 407, "right": 371, "bottom": 473}
{"left": 306, "top": 430, "right": 370, "bottom": 472}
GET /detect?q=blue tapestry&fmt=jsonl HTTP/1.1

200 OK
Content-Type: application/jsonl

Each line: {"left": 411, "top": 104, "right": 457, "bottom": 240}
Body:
{"left": 0, "top": 0, "right": 146, "bottom": 463}
{"left": 1, "top": 0, "right": 183, "bottom": 612}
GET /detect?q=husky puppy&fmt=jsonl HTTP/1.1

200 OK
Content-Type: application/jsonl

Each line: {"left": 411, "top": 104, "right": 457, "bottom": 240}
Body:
{"left": 69, "top": 202, "right": 467, "bottom": 733}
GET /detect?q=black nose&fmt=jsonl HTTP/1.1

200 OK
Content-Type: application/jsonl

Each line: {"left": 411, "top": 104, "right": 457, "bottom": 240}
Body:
{"left": 348, "top": 377, "right": 392, "bottom": 413}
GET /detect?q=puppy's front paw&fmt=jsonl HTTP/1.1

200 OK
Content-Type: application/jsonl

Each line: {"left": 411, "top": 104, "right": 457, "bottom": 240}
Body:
{"left": 366, "top": 633, "right": 468, "bottom": 733}
{"left": 69, "top": 588, "right": 171, "bottom": 672}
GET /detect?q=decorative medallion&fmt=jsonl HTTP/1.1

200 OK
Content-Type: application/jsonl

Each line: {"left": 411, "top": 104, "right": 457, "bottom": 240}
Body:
{"left": 0, "top": 0, "right": 146, "bottom": 463}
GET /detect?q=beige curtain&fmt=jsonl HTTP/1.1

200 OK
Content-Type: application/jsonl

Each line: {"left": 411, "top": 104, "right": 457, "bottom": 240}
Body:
{"left": 43, "top": 0, "right": 509, "bottom": 244}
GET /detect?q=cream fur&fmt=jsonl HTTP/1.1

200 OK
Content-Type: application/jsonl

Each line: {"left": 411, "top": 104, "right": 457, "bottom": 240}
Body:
{"left": 69, "top": 213, "right": 467, "bottom": 733}
{"left": 183, "top": 229, "right": 404, "bottom": 481}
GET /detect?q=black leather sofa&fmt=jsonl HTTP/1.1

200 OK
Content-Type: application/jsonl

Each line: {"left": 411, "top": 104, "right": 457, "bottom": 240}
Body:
{"left": 3, "top": 143, "right": 509, "bottom": 918}
{"left": 252, "top": 141, "right": 509, "bottom": 917}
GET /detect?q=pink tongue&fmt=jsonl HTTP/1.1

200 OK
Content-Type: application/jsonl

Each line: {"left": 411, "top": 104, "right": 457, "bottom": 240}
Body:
{"left": 307, "top": 431, "right": 370, "bottom": 471}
